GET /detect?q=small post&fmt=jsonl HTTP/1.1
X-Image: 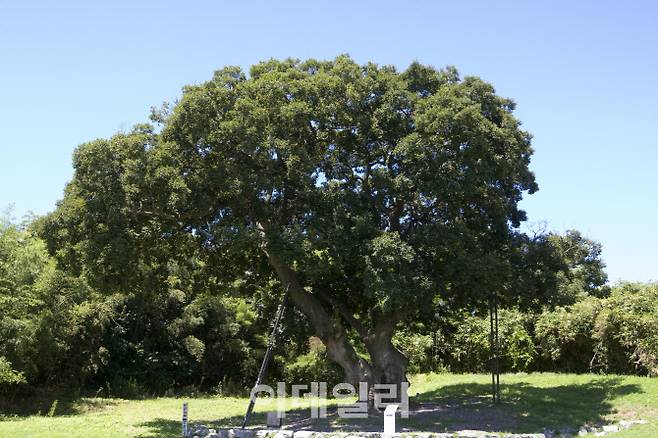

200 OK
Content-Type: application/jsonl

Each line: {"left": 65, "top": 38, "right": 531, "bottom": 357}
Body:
{"left": 266, "top": 411, "right": 282, "bottom": 428}
{"left": 182, "top": 402, "right": 188, "bottom": 437}
{"left": 383, "top": 404, "right": 399, "bottom": 436}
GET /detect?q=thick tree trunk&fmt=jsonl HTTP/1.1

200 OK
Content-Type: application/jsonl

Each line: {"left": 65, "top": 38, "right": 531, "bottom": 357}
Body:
{"left": 366, "top": 322, "right": 409, "bottom": 402}
{"left": 368, "top": 339, "right": 408, "bottom": 385}
{"left": 324, "top": 331, "right": 373, "bottom": 387}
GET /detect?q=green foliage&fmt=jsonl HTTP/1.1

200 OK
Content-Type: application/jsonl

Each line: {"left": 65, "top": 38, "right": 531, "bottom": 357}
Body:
{"left": 0, "top": 216, "right": 121, "bottom": 389}
{"left": 1, "top": 213, "right": 266, "bottom": 396}
{"left": 392, "top": 330, "right": 434, "bottom": 373}
{"left": 0, "top": 356, "right": 26, "bottom": 395}
{"left": 534, "top": 283, "right": 658, "bottom": 375}
{"left": 449, "top": 309, "right": 537, "bottom": 372}
{"left": 282, "top": 337, "right": 343, "bottom": 389}
{"left": 548, "top": 230, "right": 609, "bottom": 300}
{"left": 535, "top": 297, "right": 601, "bottom": 372}
{"left": 401, "top": 283, "right": 657, "bottom": 376}
{"left": 506, "top": 230, "right": 609, "bottom": 311}
{"left": 592, "top": 283, "right": 658, "bottom": 375}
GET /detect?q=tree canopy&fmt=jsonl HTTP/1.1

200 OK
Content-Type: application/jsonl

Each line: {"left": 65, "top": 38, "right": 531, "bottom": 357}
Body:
{"left": 42, "top": 56, "right": 548, "bottom": 387}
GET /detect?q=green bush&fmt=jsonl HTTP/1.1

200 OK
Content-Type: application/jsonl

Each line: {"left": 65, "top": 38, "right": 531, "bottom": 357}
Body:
{"left": 535, "top": 297, "right": 601, "bottom": 372}
{"left": 535, "top": 283, "right": 658, "bottom": 375}
{"left": 0, "top": 357, "right": 25, "bottom": 385}
{"left": 592, "top": 283, "right": 658, "bottom": 375}
{"left": 449, "top": 309, "right": 537, "bottom": 372}
{"left": 283, "top": 337, "right": 343, "bottom": 388}
{"left": 0, "top": 356, "right": 26, "bottom": 400}
{"left": 1, "top": 217, "right": 268, "bottom": 396}
{"left": 393, "top": 330, "right": 434, "bottom": 373}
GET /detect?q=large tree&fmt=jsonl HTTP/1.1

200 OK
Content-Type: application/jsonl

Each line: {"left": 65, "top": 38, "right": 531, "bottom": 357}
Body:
{"left": 43, "top": 56, "right": 537, "bottom": 389}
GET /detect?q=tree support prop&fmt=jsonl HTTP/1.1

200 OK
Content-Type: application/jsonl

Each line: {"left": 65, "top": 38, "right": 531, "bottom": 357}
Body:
{"left": 241, "top": 286, "right": 289, "bottom": 429}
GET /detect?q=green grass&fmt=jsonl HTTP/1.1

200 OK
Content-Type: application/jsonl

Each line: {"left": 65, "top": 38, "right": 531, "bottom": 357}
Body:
{"left": 1, "top": 373, "right": 657, "bottom": 437}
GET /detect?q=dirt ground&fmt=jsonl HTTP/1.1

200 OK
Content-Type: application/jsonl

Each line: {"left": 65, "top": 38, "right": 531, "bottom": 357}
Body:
{"left": 280, "top": 399, "right": 517, "bottom": 433}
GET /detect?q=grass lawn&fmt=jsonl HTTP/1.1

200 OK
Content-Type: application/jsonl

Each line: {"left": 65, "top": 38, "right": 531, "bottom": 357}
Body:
{"left": 1, "top": 373, "right": 657, "bottom": 437}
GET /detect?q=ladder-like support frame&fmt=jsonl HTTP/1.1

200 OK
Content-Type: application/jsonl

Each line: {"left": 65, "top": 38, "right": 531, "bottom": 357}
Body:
{"left": 241, "top": 286, "right": 290, "bottom": 429}
{"left": 489, "top": 292, "right": 501, "bottom": 403}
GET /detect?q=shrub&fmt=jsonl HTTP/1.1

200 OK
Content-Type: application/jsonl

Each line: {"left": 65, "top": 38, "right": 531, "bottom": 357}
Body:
{"left": 535, "top": 283, "right": 658, "bottom": 375}
{"left": 283, "top": 337, "right": 343, "bottom": 388}
{"left": 535, "top": 297, "right": 601, "bottom": 372}
{"left": 449, "top": 308, "right": 536, "bottom": 372}
{"left": 0, "top": 356, "right": 26, "bottom": 395}
{"left": 393, "top": 330, "right": 434, "bottom": 373}
{"left": 592, "top": 283, "right": 658, "bottom": 375}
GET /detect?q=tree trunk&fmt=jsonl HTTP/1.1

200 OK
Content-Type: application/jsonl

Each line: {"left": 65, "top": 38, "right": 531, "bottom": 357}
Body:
{"left": 258, "top": 230, "right": 373, "bottom": 386}
{"left": 258, "top": 222, "right": 407, "bottom": 393}
{"left": 366, "top": 322, "right": 409, "bottom": 402}
{"left": 267, "top": 249, "right": 373, "bottom": 386}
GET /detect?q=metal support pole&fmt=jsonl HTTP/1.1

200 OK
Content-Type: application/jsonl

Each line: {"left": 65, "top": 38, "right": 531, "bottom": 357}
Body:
{"left": 489, "top": 292, "right": 501, "bottom": 403}
{"left": 494, "top": 292, "right": 500, "bottom": 403}
{"left": 241, "top": 286, "right": 290, "bottom": 429}
{"left": 489, "top": 295, "right": 495, "bottom": 402}
{"left": 182, "top": 402, "right": 188, "bottom": 437}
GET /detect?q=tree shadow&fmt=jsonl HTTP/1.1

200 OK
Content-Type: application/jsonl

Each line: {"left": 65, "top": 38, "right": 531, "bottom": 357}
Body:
{"left": 136, "top": 376, "right": 644, "bottom": 437}
{"left": 136, "top": 407, "right": 404, "bottom": 437}
{"left": 410, "top": 376, "right": 642, "bottom": 433}
{"left": 135, "top": 418, "right": 182, "bottom": 437}
{"left": 136, "top": 412, "right": 268, "bottom": 438}
{"left": 0, "top": 393, "right": 120, "bottom": 417}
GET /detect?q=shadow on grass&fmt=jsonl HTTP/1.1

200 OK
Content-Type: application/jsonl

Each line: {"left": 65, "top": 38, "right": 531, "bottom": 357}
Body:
{"left": 410, "top": 376, "right": 641, "bottom": 433}
{"left": 135, "top": 418, "right": 181, "bottom": 437}
{"left": 0, "top": 392, "right": 121, "bottom": 417}
{"left": 135, "top": 412, "right": 268, "bottom": 438}
{"left": 135, "top": 377, "right": 643, "bottom": 437}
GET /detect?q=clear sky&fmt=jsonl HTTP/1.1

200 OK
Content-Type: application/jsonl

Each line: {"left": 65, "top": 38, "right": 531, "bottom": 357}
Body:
{"left": 1, "top": 1, "right": 656, "bottom": 282}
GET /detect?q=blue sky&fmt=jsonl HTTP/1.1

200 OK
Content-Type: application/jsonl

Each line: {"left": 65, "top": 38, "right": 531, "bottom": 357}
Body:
{"left": 1, "top": 1, "right": 656, "bottom": 282}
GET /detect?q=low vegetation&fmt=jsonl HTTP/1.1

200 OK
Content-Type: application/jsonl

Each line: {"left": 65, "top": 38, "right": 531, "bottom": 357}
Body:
{"left": 396, "top": 283, "right": 658, "bottom": 376}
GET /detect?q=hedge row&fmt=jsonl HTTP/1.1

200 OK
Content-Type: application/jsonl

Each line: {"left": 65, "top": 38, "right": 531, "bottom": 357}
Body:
{"left": 394, "top": 283, "right": 658, "bottom": 376}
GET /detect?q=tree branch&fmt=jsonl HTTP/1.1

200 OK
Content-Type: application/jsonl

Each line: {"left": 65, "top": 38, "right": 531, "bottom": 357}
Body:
{"left": 313, "top": 288, "right": 368, "bottom": 339}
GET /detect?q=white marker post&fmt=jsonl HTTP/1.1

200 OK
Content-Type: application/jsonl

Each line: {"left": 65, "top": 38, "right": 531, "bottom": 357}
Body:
{"left": 383, "top": 404, "right": 399, "bottom": 437}
{"left": 182, "top": 402, "right": 188, "bottom": 437}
